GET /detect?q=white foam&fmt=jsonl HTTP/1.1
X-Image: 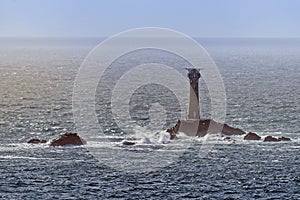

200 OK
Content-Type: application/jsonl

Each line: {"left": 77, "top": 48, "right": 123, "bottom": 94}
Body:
{"left": 158, "top": 131, "right": 170, "bottom": 144}
{"left": 139, "top": 137, "right": 152, "bottom": 144}
{"left": 0, "top": 155, "right": 51, "bottom": 160}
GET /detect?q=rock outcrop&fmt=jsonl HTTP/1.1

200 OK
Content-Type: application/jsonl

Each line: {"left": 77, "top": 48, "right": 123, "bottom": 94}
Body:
{"left": 264, "top": 135, "right": 291, "bottom": 142}
{"left": 166, "top": 120, "right": 293, "bottom": 142}
{"left": 244, "top": 132, "right": 261, "bottom": 140}
{"left": 278, "top": 136, "right": 291, "bottom": 141}
{"left": 264, "top": 136, "right": 279, "bottom": 142}
{"left": 49, "top": 132, "right": 86, "bottom": 146}
{"left": 166, "top": 120, "right": 180, "bottom": 139}
{"left": 167, "top": 119, "right": 246, "bottom": 139}
{"left": 27, "top": 138, "right": 47, "bottom": 144}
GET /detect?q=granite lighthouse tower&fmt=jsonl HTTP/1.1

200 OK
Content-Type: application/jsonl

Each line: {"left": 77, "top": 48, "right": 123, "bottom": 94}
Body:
{"left": 187, "top": 68, "right": 201, "bottom": 120}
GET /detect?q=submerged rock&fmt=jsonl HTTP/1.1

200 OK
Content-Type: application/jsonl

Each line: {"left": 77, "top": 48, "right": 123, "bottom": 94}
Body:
{"left": 121, "top": 140, "right": 136, "bottom": 146}
{"left": 223, "top": 136, "right": 236, "bottom": 143}
{"left": 244, "top": 132, "right": 261, "bottom": 140}
{"left": 49, "top": 132, "right": 86, "bottom": 146}
{"left": 27, "top": 138, "right": 47, "bottom": 144}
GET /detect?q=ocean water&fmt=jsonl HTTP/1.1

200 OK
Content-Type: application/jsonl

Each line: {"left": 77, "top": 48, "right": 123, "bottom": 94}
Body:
{"left": 0, "top": 38, "right": 299, "bottom": 199}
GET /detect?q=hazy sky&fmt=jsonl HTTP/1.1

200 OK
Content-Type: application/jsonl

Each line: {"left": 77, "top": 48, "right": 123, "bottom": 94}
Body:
{"left": 1, "top": 0, "right": 300, "bottom": 38}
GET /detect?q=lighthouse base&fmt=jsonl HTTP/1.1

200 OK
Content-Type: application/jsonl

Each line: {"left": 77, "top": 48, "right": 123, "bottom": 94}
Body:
{"left": 166, "top": 119, "right": 246, "bottom": 139}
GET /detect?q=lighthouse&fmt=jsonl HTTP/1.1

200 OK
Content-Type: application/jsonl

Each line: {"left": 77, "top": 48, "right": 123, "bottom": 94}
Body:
{"left": 167, "top": 68, "right": 246, "bottom": 138}
{"left": 186, "top": 68, "right": 201, "bottom": 119}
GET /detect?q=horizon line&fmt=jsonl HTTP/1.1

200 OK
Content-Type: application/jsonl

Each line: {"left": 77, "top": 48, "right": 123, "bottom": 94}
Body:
{"left": 1, "top": 36, "right": 300, "bottom": 39}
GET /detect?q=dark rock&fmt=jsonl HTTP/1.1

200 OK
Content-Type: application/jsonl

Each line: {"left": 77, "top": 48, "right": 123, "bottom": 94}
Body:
{"left": 167, "top": 119, "right": 246, "bottom": 139}
{"left": 166, "top": 120, "right": 180, "bottom": 139}
{"left": 264, "top": 136, "right": 279, "bottom": 142}
{"left": 263, "top": 136, "right": 292, "bottom": 142}
{"left": 223, "top": 136, "right": 236, "bottom": 143}
{"left": 27, "top": 138, "right": 47, "bottom": 144}
{"left": 222, "top": 123, "right": 246, "bottom": 136}
{"left": 49, "top": 132, "right": 86, "bottom": 146}
{"left": 244, "top": 132, "right": 261, "bottom": 140}
{"left": 121, "top": 141, "right": 136, "bottom": 146}
{"left": 278, "top": 136, "right": 291, "bottom": 141}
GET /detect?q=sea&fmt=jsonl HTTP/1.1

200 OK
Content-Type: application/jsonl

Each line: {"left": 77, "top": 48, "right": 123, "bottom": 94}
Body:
{"left": 0, "top": 37, "right": 299, "bottom": 199}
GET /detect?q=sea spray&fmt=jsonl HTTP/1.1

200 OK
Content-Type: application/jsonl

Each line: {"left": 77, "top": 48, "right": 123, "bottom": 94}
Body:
{"left": 158, "top": 131, "right": 170, "bottom": 144}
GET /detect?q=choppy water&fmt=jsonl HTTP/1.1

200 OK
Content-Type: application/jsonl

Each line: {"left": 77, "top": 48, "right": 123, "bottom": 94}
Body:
{"left": 0, "top": 38, "right": 299, "bottom": 199}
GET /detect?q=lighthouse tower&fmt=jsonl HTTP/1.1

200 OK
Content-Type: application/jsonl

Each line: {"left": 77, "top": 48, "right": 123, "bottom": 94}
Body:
{"left": 186, "top": 68, "right": 201, "bottom": 119}
{"left": 166, "top": 68, "right": 247, "bottom": 138}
